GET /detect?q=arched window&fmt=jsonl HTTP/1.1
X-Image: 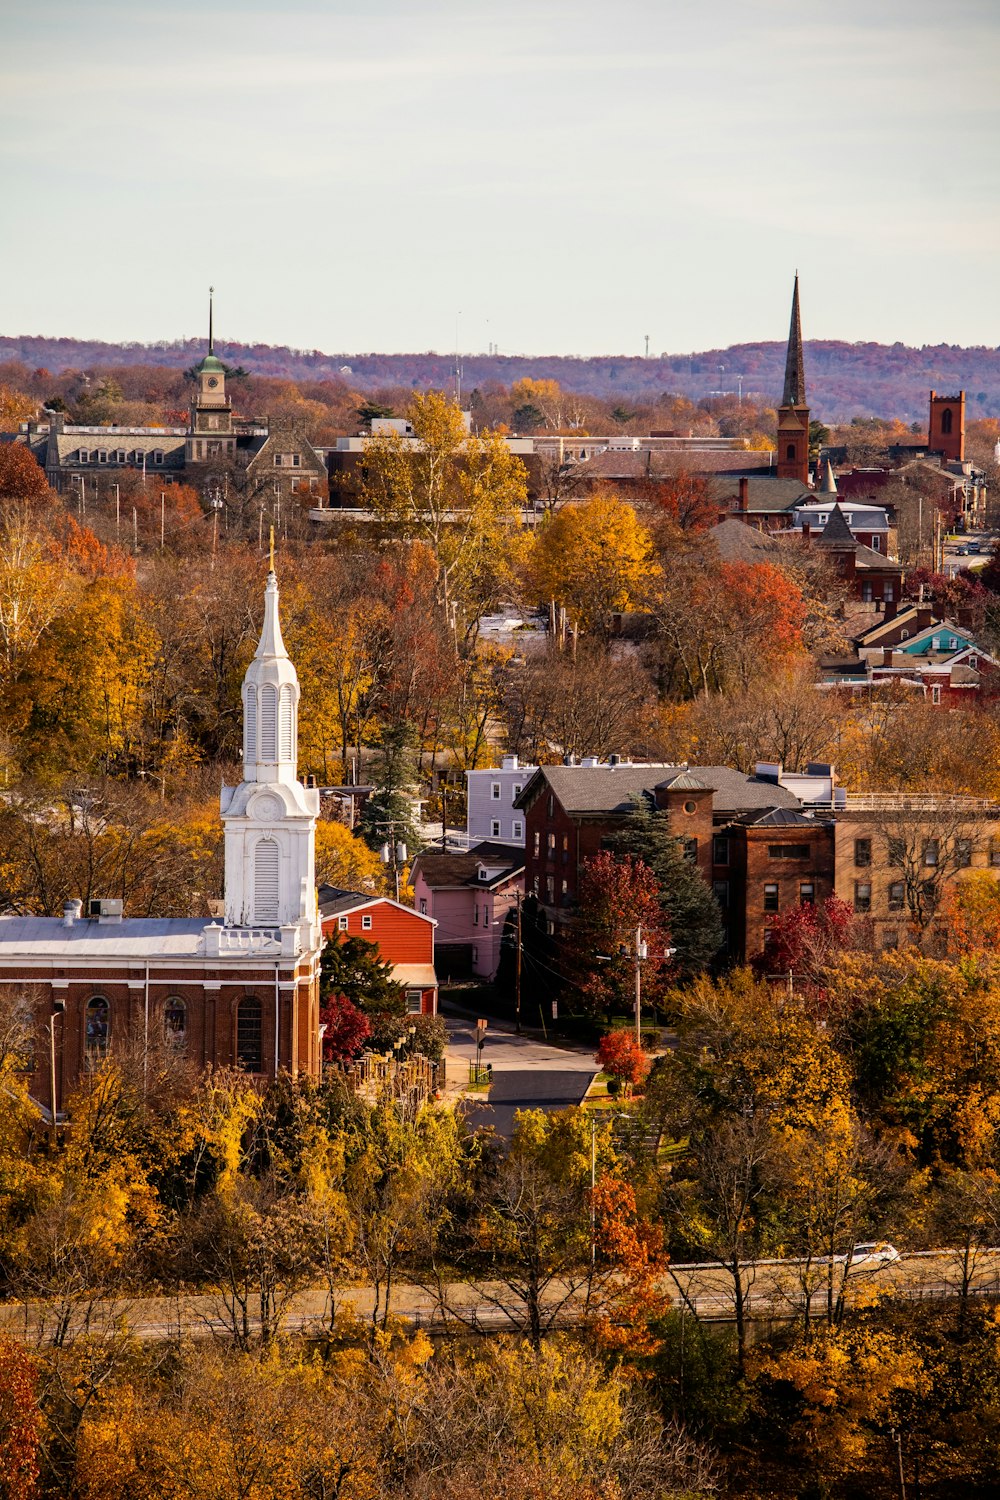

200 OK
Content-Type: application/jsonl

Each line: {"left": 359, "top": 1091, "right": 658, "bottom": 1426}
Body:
{"left": 254, "top": 838, "right": 280, "bottom": 925}
{"left": 941, "top": 408, "right": 953, "bottom": 435}
{"left": 85, "top": 996, "right": 110, "bottom": 1065}
{"left": 163, "top": 997, "right": 187, "bottom": 1046}
{"left": 236, "top": 997, "right": 263, "bottom": 1072}
{"left": 786, "top": 443, "right": 796, "bottom": 462}
{"left": 279, "top": 685, "right": 294, "bottom": 762}
{"left": 244, "top": 685, "right": 257, "bottom": 763}
{"left": 260, "top": 685, "right": 277, "bottom": 760}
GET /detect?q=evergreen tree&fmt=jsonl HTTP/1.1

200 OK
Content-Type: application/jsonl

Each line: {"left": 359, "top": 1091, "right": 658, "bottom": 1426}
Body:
{"left": 319, "top": 935, "right": 405, "bottom": 1016}
{"left": 359, "top": 723, "right": 422, "bottom": 857}
{"left": 609, "top": 799, "right": 723, "bottom": 980}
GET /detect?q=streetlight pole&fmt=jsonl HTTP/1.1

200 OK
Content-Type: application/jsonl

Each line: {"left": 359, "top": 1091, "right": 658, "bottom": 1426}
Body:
{"left": 634, "top": 925, "right": 647, "bottom": 1046}
{"left": 514, "top": 891, "right": 522, "bottom": 1035}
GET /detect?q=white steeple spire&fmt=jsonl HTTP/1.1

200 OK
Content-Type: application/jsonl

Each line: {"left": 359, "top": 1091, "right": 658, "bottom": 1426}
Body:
{"left": 241, "top": 551, "right": 299, "bottom": 787}
{"left": 219, "top": 553, "right": 319, "bottom": 944}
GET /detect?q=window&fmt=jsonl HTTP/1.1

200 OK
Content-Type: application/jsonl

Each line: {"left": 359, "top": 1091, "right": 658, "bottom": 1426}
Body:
{"left": 855, "top": 838, "right": 872, "bottom": 867}
{"left": 562, "top": 834, "right": 569, "bottom": 852}
{"left": 786, "top": 444, "right": 796, "bottom": 462}
{"left": 513, "top": 784, "right": 522, "bottom": 798}
{"left": 547, "top": 794, "right": 554, "bottom": 818}
{"left": 473, "top": 904, "right": 479, "bottom": 927}
{"left": 236, "top": 998, "right": 262, "bottom": 1072}
{"left": 561, "top": 878, "right": 569, "bottom": 899}
{"left": 338, "top": 915, "right": 349, "bottom": 931}
{"left": 923, "top": 839, "right": 939, "bottom": 868}
{"left": 260, "top": 685, "right": 277, "bottom": 760}
{"left": 713, "top": 835, "right": 730, "bottom": 865}
{"left": 253, "top": 839, "right": 280, "bottom": 925}
{"left": 405, "top": 989, "right": 422, "bottom": 1014}
{"left": 883, "top": 929, "right": 900, "bottom": 950}
{"left": 799, "top": 882, "right": 815, "bottom": 905}
{"left": 546, "top": 876, "right": 554, "bottom": 903}
{"left": 512, "top": 820, "right": 523, "bottom": 840}
{"left": 888, "top": 881, "right": 905, "bottom": 911}
{"left": 871, "top": 536, "right": 881, "bottom": 552}
{"left": 991, "top": 840, "right": 1000, "bottom": 868}
{"left": 533, "top": 831, "right": 540, "bottom": 856}
{"left": 862, "top": 582, "right": 873, "bottom": 603}
{"left": 279, "top": 685, "right": 294, "bottom": 761}
{"left": 956, "top": 838, "right": 973, "bottom": 868}
{"left": 491, "top": 782, "right": 501, "bottom": 800}
{"left": 116, "top": 449, "right": 126, "bottom": 463}
{"left": 533, "top": 876, "right": 539, "bottom": 895}
{"left": 854, "top": 881, "right": 872, "bottom": 913}
{"left": 163, "top": 997, "right": 187, "bottom": 1046}
{"left": 768, "top": 844, "right": 809, "bottom": 860}
{"left": 931, "top": 686, "right": 942, "bottom": 705}
{"left": 763, "top": 883, "right": 779, "bottom": 912}
{"left": 85, "top": 996, "right": 110, "bottom": 1063}
{"left": 941, "top": 408, "right": 953, "bottom": 435}
{"left": 491, "top": 820, "right": 501, "bottom": 838}
{"left": 78, "top": 449, "right": 90, "bottom": 463}
{"left": 922, "top": 880, "right": 938, "bottom": 911}
{"left": 888, "top": 837, "right": 905, "bottom": 867}
{"left": 97, "top": 449, "right": 108, "bottom": 462}
{"left": 419, "top": 898, "right": 427, "bottom": 915}
{"left": 713, "top": 879, "right": 729, "bottom": 908}
{"left": 361, "top": 914, "right": 372, "bottom": 931}
{"left": 900, "top": 630, "right": 910, "bottom": 640}
{"left": 684, "top": 838, "right": 698, "bottom": 862}
{"left": 547, "top": 833, "right": 556, "bottom": 853}
{"left": 970, "top": 655, "right": 979, "bottom": 669}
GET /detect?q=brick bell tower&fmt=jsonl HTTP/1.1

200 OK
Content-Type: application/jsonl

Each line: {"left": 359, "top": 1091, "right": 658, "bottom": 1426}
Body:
{"left": 928, "top": 390, "right": 965, "bottom": 464}
{"left": 776, "top": 274, "right": 811, "bottom": 485}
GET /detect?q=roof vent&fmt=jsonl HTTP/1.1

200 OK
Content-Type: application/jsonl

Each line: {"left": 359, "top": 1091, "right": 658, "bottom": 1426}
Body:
{"left": 608, "top": 754, "right": 621, "bottom": 767}
{"left": 581, "top": 757, "right": 600, "bottom": 768}
{"left": 89, "top": 898, "right": 123, "bottom": 924}
{"left": 62, "top": 899, "right": 83, "bottom": 928}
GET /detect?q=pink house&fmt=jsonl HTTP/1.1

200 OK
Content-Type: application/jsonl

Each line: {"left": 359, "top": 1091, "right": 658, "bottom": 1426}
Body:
{"left": 409, "top": 843, "right": 525, "bottom": 982}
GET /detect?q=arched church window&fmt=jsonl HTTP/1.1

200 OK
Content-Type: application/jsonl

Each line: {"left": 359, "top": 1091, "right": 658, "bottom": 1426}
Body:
{"left": 941, "top": 408, "right": 953, "bottom": 435}
{"left": 279, "top": 685, "right": 294, "bottom": 762}
{"left": 786, "top": 444, "right": 796, "bottom": 462}
{"left": 85, "top": 996, "right": 110, "bottom": 1065}
{"left": 254, "top": 838, "right": 280, "bottom": 925}
{"left": 244, "top": 686, "right": 257, "bottom": 763}
{"left": 236, "top": 997, "right": 262, "bottom": 1072}
{"left": 260, "top": 685, "right": 278, "bottom": 760}
{"left": 163, "top": 997, "right": 187, "bottom": 1047}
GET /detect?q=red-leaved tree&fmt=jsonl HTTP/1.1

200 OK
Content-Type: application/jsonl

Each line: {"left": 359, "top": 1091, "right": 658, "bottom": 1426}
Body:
{"left": 572, "top": 851, "right": 671, "bottom": 1022}
{"left": 596, "top": 1031, "right": 650, "bottom": 1090}
{"left": 319, "top": 991, "right": 371, "bottom": 1063}
{"left": 0, "top": 1339, "right": 40, "bottom": 1500}
{"left": 754, "top": 894, "right": 868, "bottom": 988}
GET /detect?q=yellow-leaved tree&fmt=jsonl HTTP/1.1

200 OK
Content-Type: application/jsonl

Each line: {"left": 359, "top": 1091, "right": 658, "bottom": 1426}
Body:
{"left": 526, "top": 492, "right": 659, "bottom": 633}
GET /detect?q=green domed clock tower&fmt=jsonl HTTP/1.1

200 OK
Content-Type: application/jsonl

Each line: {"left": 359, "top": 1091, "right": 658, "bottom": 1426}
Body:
{"left": 187, "top": 287, "right": 236, "bottom": 465}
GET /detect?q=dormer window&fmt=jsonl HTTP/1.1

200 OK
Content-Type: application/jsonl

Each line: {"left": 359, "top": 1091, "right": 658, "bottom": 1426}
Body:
{"left": 78, "top": 449, "right": 90, "bottom": 463}
{"left": 478, "top": 867, "right": 488, "bottom": 881}
{"left": 153, "top": 451, "right": 164, "bottom": 465}
{"left": 116, "top": 450, "right": 126, "bottom": 463}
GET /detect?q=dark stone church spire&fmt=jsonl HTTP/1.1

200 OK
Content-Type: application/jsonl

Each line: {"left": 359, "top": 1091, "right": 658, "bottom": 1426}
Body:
{"left": 782, "top": 273, "right": 806, "bottom": 407}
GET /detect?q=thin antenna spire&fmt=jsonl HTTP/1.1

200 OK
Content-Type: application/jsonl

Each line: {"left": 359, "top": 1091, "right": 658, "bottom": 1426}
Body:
{"left": 208, "top": 285, "right": 215, "bottom": 355}
{"left": 269, "top": 524, "right": 275, "bottom": 575}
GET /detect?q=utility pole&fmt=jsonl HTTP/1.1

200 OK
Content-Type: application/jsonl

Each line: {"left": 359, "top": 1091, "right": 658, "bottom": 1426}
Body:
{"left": 114, "top": 483, "right": 120, "bottom": 541}
{"left": 160, "top": 491, "right": 166, "bottom": 550}
{"left": 515, "top": 891, "right": 522, "bottom": 1035}
{"left": 132, "top": 506, "right": 138, "bottom": 554}
{"left": 634, "top": 924, "right": 647, "bottom": 1045}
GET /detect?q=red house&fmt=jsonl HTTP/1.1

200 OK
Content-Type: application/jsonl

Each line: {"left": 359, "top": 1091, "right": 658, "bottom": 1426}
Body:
{"left": 318, "top": 887, "right": 438, "bottom": 1015}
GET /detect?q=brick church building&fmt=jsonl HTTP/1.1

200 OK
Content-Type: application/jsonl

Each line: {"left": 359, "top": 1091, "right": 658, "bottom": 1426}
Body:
{"left": 0, "top": 563, "right": 325, "bottom": 1120}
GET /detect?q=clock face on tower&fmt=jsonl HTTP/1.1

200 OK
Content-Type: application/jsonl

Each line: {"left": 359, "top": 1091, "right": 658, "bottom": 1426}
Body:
{"left": 207, "top": 377, "right": 219, "bottom": 389}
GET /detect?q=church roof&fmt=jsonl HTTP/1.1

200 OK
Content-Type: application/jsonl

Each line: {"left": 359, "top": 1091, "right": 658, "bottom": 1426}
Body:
{"left": 0, "top": 916, "right": 210, "bottom": 957}
{"left": 197, "top": 353, "right": 226, "bottom": 374}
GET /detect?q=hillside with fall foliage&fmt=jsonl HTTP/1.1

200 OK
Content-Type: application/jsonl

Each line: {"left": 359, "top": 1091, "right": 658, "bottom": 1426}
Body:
{"left": 3, "top": 332, "right": 1000, "bottom": 424}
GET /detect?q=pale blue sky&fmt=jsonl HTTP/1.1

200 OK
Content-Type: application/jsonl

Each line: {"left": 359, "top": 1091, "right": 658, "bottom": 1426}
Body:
{"left": 2, "top": 0, "right": 998, "bottom": 357}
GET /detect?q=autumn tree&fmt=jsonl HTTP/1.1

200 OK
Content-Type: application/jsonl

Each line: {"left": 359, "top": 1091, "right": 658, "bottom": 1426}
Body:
{"left": 570, "top": 851, "right": 671, "bottom": 1023}
{"left": 609, "top": 799, "right": 723, "bottom": 980}
{"left": 359, "top": 391, "right": 527, "bottom": 626}
{"left": 526, "top": 493, "right": 659, "bottom": 634}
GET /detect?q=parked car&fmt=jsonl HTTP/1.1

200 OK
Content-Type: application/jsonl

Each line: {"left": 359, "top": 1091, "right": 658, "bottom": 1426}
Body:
{"left": 849, "top": 1242, "right": 900, "bottom": 1269}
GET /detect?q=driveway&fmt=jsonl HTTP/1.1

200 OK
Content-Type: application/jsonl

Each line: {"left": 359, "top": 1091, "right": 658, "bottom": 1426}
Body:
{"left": 442, "top": 1009, "right": 598, "bottom": 1137}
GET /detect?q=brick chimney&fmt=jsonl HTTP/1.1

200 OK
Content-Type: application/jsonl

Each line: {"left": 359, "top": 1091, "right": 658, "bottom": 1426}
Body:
{"left": 802, "top": 521, "right": 811, "bottom": 542}
{"left": 737, "top": 476, "right": 748, "bottom": 514}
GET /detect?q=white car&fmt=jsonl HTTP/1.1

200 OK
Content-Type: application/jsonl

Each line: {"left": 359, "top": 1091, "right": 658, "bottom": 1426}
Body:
{"left": 849, "top": 1242, "right": 900, "bottom": 1269}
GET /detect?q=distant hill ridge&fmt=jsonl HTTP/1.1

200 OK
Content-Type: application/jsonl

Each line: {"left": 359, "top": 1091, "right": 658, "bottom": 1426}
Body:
{"left": 3, "top": 333, "right": 1000, "bottom": 424}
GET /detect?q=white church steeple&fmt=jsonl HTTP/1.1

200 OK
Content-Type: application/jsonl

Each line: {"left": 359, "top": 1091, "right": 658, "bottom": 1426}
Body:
{"left": 219, "top": 550, "right": 319, "bottom": 945}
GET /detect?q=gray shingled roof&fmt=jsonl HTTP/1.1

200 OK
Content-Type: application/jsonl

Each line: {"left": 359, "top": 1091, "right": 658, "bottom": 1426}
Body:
{"left": 707, "top": 476, "right": 811, "bottom": 511}
{"left": 518, "top": 764, "right": 801, "bottom": 817}
{"left": 410, "top": 842, "right": 525, "bottom": 890}
{"left": 737, "top": 807, "right": 830, "bottom": 828}
{"left": 708, "top": 519, "right": 785, "bottom": 563}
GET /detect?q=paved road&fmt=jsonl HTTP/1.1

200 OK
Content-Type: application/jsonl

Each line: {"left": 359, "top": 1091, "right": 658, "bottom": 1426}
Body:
{"left": 5, "top": 1251, "right": 1000, "bottom": 1345}
{"left": 442, "top": 1009, "right": 598, "bottom": 1136}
